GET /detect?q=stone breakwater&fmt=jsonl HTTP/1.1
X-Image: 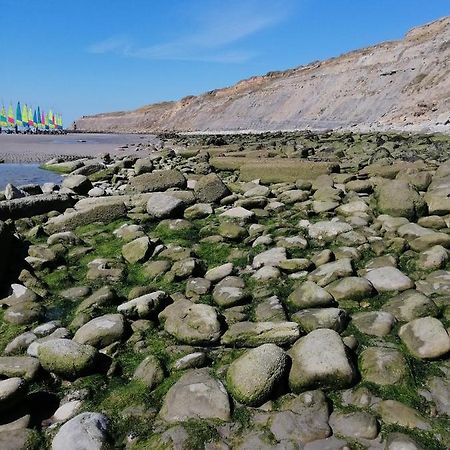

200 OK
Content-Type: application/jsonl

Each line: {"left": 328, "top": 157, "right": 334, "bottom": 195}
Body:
{"left": 0, "top": 131, "right": 449, "bottom": 449}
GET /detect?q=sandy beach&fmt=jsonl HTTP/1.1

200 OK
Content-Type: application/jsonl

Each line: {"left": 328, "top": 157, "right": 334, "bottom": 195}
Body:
{"left": 0, "top": 133, "right": 160, "bottom": 163}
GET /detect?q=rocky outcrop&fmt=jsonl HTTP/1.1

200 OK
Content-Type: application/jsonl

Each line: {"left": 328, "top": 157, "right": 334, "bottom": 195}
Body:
{"left": 74, "top": 17, "right": 450, "bottom": 134}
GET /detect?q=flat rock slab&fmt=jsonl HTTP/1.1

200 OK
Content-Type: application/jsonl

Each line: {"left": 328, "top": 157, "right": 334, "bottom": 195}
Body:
{"left": 44, "top": 200, "right": 127, "bottom": 233}
{"left": 0, "top": 194, "right": 73, "bottom": 220}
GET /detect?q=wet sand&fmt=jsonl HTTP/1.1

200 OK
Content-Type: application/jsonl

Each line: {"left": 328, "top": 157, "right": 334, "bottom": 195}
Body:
{"left": 0, "top": 133, "right": 159, "bottom": 163}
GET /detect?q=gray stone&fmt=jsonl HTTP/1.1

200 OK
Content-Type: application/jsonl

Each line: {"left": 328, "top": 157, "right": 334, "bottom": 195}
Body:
{"left": 73, "top": 314, "right": 125, "bottom": 348}
{"left": 352, "top": 311, "right": 396, "bottom": 337}
{"left": 270, "top": 390, "right": 331, "bottom": 445}
{"left": 399, "top": 317, "right": 450, "bottom": 359}
{"left": 329, "top": 411, "right": 378, "bottom": 439}
{"left": 121, "top": 236, "right": 152, "bottom": 264}
{"left": 117, "top": 291, "right": 167, "bottom": 319}
{"left": 374, "top": 400, "right": 430, "bottom": 430}
{"left": 308, "top": 258, "right": 353, "bottom": 287}
{"left": 184, "top": 203, "right": 213, "bottom": 220}
{"left": 212, "top": 276, "right": 247, "bottom": 307}
{"left": 418, "top": 245, "right": 448, "bottom": 270}
{"left": 159, "top": 300, "right": 221, "bottom": 345}
{"left": 227, "top": 344, "right": 288, "bottom": 406}
{"left": 288, "top": 281, "right": 334, "bottom": 309}
{"left": 129, "top": 169, "right": 186, "bottom": 193}
{"left": 62, "top": 175, "right": 92, "bottom": 195}
{"left": 0, "top": 378, "right": 27, "bottom": 413}
{"left": 253, "top": 247, "right": 287, "bottom": 269}
{"left": 360, "top": 347, "right": 408, "bottom": 385}
{"left": 377, "top": 180, "right": 426, "bottom": 220}
{"left": 0, "top": 194, "right": 73, "bottom": 221}
{"left": 363, "top": 267, "right": 414, "bottom": 292}
{"left": 146, "top": 193, "right": 185, "bottom": 219}
{"left": 222, "top": 321, "right": 300, "bottom": 347}
{"left": 44, "top": 199, "right": 127, "bottom": 233}
{"left": 308, "top": 220, "right": 352, "bottom": 242}
{"left": 427, "top": 376, "right": 450, "bottom": 417}
{"left": 133, "top": 355, "right": 164, "bottom": 390}
{"left": 254, "top": 296, "right": 287, "bottom": 322}
{"left": 325, "top": 277, "right": 375, "bottom": 301}
{"left": 288, "top": 329, "right": 356, "bottom": 392}
{"left": 4, "top": 301, "right": 43, "bottom": 325}
{"left": 194, "top": 173, "right": 230, "bottom": 203}
{"left": 52, "top": 412, "right": 110, "bottom": 450}
{"left": 219, "top": 207, "right": 254, "bottom": 223}
{"left": 382, "top": 290, "right": 438, "bottom": 321}
{"left": 291, "top": 308, "right": 348, "bottom": 333}
{"left": 205, "top": 263, "right": 233, "bottom": 282}
{"left": 159, "top": 369, "right": 230, "bottom": 422}
{"left": 0, "top": 357, "right": 40, "bottom": 381}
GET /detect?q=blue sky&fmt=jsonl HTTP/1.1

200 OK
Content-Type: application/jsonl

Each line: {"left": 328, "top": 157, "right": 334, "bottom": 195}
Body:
{"left": 1, "top": 0, "right": 448, "bottom": 126}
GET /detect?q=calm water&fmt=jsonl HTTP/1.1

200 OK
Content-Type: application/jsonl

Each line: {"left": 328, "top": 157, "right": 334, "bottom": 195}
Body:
{"left": 0, "top": 164, "right": 62, "bottom": 190}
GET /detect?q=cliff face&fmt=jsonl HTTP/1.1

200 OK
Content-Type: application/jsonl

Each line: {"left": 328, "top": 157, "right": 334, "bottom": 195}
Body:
{"left": 74, "top": 17, "right": 450, "bottom": 134}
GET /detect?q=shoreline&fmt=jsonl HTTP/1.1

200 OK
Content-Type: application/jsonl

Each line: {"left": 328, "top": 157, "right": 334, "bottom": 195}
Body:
{"left": 0, "top": 132, "right": 160, "bottom": 164}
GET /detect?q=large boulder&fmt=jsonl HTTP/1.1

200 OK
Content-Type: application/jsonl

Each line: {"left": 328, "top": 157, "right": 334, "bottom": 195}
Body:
{"left": 159, "top": 300, "right": 221, "bottom": 345}
{"left": 194, "top": 173, "right": 230, "bottom": 203}
{"left": 227, "top": 344, "right": 288, "bottom": 406}
{"left": 129, "top": 169, "right": 186, "bottom": 193}
{"left": 288, "top": 329, "right": 356, "bottom": 392}
{"left": 52, "top": 412, "right": 110, "bottom": 450}
{"left": 44, "top": 199, "right": 127, "bottom": 233}
{"left": 0, "top": 194, "right": 73, "bottom": 220}
{"left": 376, "top": 180, "right": 426, "bottom": 220}
{"left": 73, "top": 314, "right": 125, "bottom": 348}
{"left": 160, "top": 369, "right": 230, "bottom": 422}
{"left": 38, "top": 339, "right": 98, "bottom": 379}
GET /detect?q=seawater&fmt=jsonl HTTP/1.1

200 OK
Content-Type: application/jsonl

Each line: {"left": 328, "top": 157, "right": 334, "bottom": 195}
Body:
{"left": 0, "top": 164, "right": 62, "bottom": 190}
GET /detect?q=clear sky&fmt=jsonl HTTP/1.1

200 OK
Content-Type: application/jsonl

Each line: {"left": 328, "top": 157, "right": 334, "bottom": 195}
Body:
{"left": 1, "top": 0, "right": 448, "bottom": 126}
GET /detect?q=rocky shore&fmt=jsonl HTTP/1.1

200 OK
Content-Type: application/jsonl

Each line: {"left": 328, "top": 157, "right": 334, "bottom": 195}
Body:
{"left": 0, "top": 131, "right": 449, "bottom": 449}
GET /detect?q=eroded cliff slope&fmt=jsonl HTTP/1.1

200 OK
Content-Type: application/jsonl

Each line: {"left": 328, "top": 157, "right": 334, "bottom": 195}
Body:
{"left": 74, "top": 17, "right": 450, "bottom": 134}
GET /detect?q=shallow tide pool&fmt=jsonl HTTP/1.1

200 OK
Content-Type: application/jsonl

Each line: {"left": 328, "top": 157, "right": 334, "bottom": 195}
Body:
{"left": 0, "top": 163, "right": 62, "bottom": 190}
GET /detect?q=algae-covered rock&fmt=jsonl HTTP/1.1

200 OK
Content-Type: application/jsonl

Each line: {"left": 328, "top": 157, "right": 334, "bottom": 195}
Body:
{"left": 226, "top": 344, "right": 288, "bottom": 406}
{"left": 38, "top": 339, "right": 97, "bottom": 379}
